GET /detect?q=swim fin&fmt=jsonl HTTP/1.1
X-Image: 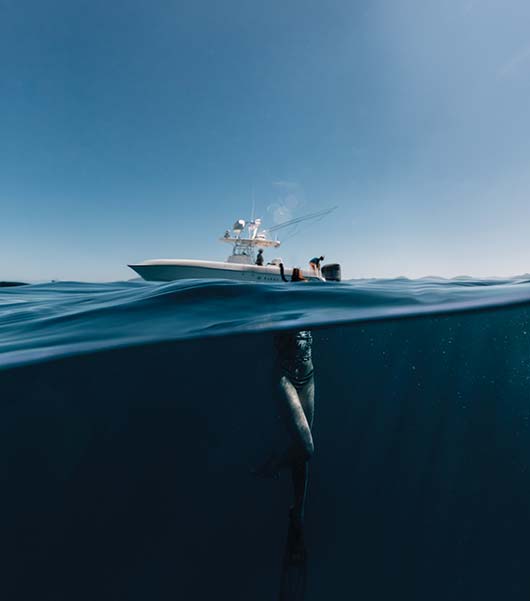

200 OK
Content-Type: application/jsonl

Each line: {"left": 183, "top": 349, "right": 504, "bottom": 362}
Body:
{"left": 278, "top": 513, "right": 307, "bottom": 600}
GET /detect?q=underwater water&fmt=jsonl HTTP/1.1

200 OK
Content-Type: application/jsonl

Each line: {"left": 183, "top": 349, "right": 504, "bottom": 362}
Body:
{"left": 2, "top": 277, "right": 530, "bottom": 600}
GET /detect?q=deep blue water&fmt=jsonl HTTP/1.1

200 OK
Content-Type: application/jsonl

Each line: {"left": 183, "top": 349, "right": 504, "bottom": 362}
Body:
{"left": 2, "top": 277, "right": 530, "bottom": 599}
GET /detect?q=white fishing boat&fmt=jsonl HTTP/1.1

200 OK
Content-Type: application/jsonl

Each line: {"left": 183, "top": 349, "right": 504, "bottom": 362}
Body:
{"left": 128, "top": 209, "right": 341, "bottom": 283}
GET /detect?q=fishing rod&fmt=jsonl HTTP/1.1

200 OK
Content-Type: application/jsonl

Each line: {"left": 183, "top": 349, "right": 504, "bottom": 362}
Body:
{"left": 264, "top": 206, "right": 338, "bottom": 234}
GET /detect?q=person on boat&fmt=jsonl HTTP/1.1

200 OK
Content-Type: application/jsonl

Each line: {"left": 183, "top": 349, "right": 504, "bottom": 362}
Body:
{"left": 309, "top": 256, "right": 324, "bottom": 274}
{"left": 256, "top": 249, "right": 264, "bottom": 266}
{"left": 255, "top": 266, "right": 313, "bottom": 562}
{"left": 291, "top": 267, "right": 306, "bottom": 281}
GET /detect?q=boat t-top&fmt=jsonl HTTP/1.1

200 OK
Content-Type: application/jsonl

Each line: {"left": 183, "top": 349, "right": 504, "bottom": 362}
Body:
{"left": 128, "top": 208, "right": 341, "bottom": 283}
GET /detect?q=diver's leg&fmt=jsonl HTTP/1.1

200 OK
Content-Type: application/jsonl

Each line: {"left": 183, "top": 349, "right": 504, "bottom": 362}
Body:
{"left": 275, "top": 376, "right": 315, "bottom": 528}
{"left": 277, "top": 376, "right": 314, "bottom": 464}
{"left": 290, "top": 460, "right": 309, "bottom": 524}
{"left": 298, "top": 376, "right": 314, "bottom": 429}
{"left": 253, "top": 376, "right": 314, "bottom": 479}
{"left": 291, "top": 376, "right": 315, "bottom": 523}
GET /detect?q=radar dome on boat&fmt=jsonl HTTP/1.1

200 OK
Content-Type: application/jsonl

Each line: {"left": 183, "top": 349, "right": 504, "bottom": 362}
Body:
{"left": 233, "top": 219, "right": 245, "bottom": 232}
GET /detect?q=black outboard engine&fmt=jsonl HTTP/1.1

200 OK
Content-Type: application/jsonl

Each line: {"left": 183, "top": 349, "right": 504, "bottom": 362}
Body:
{"left": 321, "top": 263, "right": 341, "bottom": 282}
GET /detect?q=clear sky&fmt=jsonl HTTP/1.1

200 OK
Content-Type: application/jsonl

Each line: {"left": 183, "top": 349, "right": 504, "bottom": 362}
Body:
{"left": 2, "top": 0, "right": 530, "bottom": 281}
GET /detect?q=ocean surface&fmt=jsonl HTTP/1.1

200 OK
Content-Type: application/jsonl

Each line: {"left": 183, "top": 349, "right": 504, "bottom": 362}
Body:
{"left": 2, "top": 276, "right": 530, "bottom": 600}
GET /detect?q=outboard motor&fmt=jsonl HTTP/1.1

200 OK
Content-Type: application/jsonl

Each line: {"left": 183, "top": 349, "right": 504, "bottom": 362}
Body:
{"left": 321, "top": 263, "right": 341, "bottom": 282}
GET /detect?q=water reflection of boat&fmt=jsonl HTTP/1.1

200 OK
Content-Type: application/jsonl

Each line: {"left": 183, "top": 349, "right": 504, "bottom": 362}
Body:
{"left": 129, "top": 209, "right": 341, "bottom": 283}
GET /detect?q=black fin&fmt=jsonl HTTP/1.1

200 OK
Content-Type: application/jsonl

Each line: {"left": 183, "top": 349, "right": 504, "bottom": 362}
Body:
{"left": 278, "top": 517, "right": 307, "bottom": 600}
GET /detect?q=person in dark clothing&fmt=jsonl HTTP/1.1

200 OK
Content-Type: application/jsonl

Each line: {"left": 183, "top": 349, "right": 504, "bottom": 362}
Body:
{"left": 256, "top": 249, "right": 264, "bottom": 266}
{"left": 309, "top": 256, "right": 324, "bottom": 274}
{"left": 254, "top": 267, "right": 313, "bottom": 567}
{"left": 291, "top": 267, "right": 306, "bottom": 282}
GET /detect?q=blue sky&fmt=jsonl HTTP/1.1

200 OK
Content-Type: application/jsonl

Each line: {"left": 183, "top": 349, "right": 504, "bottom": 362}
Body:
{"left": 2, "top": 0, "right": 530, "bottom": 281}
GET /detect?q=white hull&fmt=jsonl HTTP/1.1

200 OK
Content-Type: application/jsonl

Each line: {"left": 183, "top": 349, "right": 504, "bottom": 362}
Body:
{"left": 128, "top": 259, "right": 323, "bottom": 282}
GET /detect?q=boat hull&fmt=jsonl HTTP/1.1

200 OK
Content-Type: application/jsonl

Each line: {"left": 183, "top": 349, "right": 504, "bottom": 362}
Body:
{"left": 128, "top": 260, "right": 323, "bottom": 283}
